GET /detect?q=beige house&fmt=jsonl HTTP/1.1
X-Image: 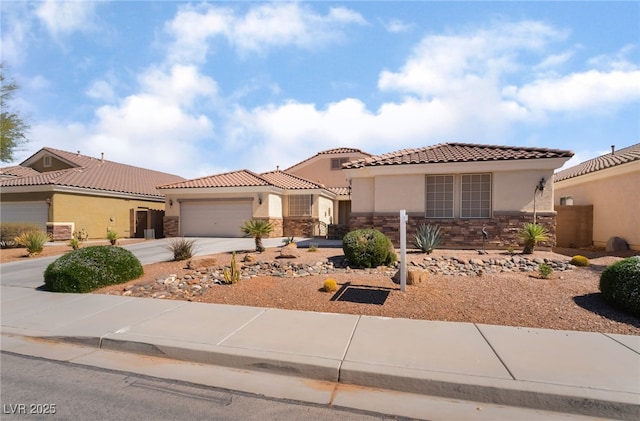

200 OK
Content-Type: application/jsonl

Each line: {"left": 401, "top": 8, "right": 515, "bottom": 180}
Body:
{"left": 343, "top": 143, "right": 574, "bottom": 248}
{"left": 0, "top": 147, "right": 184, "bottom": 240}
{"left": 160, "top": 148, "right": 370, "bottom": 239}
{"left": 554, "top": 143, "right": 640, "bottom": 251}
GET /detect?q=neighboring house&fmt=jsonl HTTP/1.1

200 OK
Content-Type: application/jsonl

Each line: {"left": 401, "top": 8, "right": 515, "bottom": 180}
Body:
{"left": 159, "top": 169, "right": 336, "bottom": 238}
{"left": 554, "top": 143, "right": 640, "bottom": 251}
{"left": 343, "top": 142, "right": 574, "bottom": 248}
{"left": 0, "top": 147, "right": 184, "bottom": 240}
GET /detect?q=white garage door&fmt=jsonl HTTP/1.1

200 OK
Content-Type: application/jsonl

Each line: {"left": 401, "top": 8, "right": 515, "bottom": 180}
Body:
{"left": 181, "top": 200, "right": 252, "bottom": 237}
{"left": 0, "top": 202, "right": 48, "bottom": 230}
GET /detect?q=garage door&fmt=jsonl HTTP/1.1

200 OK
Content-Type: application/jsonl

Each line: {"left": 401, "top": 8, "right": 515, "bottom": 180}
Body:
{"left": 0, "top": 202, "right": 48, "bottom": 230}
{"left": 181, "top": 200, "right": 252, "bottom": 237}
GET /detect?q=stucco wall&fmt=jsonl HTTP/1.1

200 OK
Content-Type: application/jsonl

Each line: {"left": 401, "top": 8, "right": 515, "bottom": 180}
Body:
{"left": 287, "top": 152, "right": 370, "bottom": 187}
{"left": 351, "top": 177, "right": 375, "bottom": 213}
{"left": 317, "top": 196, "right": 334, "bottom": 225}
{"left": 555, "top": 164, "right": 640, "bottom": 250}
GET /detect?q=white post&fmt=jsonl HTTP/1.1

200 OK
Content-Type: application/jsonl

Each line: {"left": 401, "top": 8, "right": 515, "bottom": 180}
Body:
{"left": 400, "top": 209, "right": 408, "bottom": 292}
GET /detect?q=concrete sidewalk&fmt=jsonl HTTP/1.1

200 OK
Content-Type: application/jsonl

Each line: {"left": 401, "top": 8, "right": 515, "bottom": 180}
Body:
{"left": 1, "top": 285, "right": 639, "bottom": 420}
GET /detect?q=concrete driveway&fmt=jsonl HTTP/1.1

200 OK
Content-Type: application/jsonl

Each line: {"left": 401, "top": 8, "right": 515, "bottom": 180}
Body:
{"left": 0, "top": 237, "right": 288, "bottom": 289}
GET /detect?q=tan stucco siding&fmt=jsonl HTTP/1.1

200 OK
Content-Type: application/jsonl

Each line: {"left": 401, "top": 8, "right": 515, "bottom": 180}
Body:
{"left": 265, "top": 194, "right": 282, "bottom": 218}
{"left": 493, "top": 170, "right": 555, "bottom": 213}
{"left": 350, "top": 177, "right": 375, "bottom": 213}
{"left": 52, "top": 193, "right": 164, "bottom": 239}
{"left": 555, "top": 164, "right": 640, "bottom": 250}
{"left": 374, "top": 175, "right": 425, "bottom": 213}
{"left": 287, "top": 152, "right": 370, "bottom": 187}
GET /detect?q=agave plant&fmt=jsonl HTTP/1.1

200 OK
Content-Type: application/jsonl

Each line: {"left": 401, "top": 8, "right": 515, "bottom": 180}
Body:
{"left": 414, "top": 224, "right": 441, "bottom": 254}
{"left": 518, "top": 223, "right": 549, "bottom": 254}
{"left": 241, "top": 219, "right": 274, "bottom": 252}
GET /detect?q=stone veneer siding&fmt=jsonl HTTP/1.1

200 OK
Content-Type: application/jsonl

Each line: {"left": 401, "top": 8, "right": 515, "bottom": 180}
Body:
{"left": 163, "top": 216, "right": 180, "bottom": 238}
{"left": 350, "top": 211, "right": 557, "bottom": 249}
{"left": 283, "top": 217, "right": 321, "bottom": 238}
{"left": 46, "top": 223, "right": 73, "bottom": 241}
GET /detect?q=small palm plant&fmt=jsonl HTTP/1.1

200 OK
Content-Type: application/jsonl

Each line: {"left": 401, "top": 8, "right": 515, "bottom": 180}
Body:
{"left": 414, "top": 224, "right": 441, "bottom": 254}
{"left": 518, "top": 223, "right": 549, "bottom": 254}
{"left": 14, "top": 230, "right": 51, "bottom": 255}
{"left": 106, "top": 229, "right": 118, "bottom": 246}
{"left": 241, "top": 219, "right": 274, "bottom": 252}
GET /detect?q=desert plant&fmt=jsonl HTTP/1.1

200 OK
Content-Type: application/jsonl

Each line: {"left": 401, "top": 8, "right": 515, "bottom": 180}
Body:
{"left": 570, "top": 255, "right": 590, "bottom": 267}
{"left": 538, "top": 263, "right": 553, "bottom": 279}
{"left": 282, "top": 236, "right": 296, "bottom": 246}
{"left": 241, "top": 219, "right": 274, "bottom": 252}
{"left": 599, "top": 256, "right": 640, "bottom": 317}
{"left": 507, "top": 246, "right": 515, "bottom": 256}
{"left": 518, "top": 223, "right": 549, "bottom": 254}
{"left": 223, "top": 251, "right": 241, "bottom": 284}
{"left": 342, "top": 228, "right": 396, "bottom": 268}
{"left": 106, "top": 229, "right": 118, "bottom": 245}
{"left": 68, "top": 237, "right": 80, "bottom": 250}
{"left": 323, "top": 279, "right": 338, "bottom": 293}
{"left": 167, "top": 237, "right": 196, "bottom": 261}
{"left": 1, "top": 223, "right": 40, "bottom": 248}
{"left": 74, "top": 228, "right": 88, "bottom": 241}
{"left": 414, "top": 224, "right": 441, "bottom": 254}
{"left": 44, "top": 246, "right": 143, "bottom": 293}
{"left": 308, "top": 242, "right": 319, "bottom": 252}
{"left": 14, "top": 230, "right": 51, "bottom": 255}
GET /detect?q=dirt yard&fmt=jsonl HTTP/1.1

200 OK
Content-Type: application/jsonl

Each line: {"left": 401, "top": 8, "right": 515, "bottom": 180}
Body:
{"left": 3, "top": 241, "right": 638, "bottom": 335}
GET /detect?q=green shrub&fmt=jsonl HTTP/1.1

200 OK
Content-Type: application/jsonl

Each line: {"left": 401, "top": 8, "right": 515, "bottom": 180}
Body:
{"left": 44, "top": 246, "right": 143, "bottom": 293}
{"left": 1, "top": 223, "right": 40, "bottom": 248}
{"left": 106, "top": 229, "right": 118, "bottom": 245}
{"left": 569, "top": 255, "right": 590, "bottom": 267}
{"left": 599, "top": 256, "right": 640, "bottom": 317}
{"left": 538, "top": 263, "right": 553, "bottom": 279}
{"left": 414, "top": 224, "right": 441, "bottom": 254}
{"left": 14, "top": 230, "right": 51, "bottom": 255}
{"left": 342, "top": 228, "right": 396, "bottom": 268}
{"left": 167, "top": 237, "right": 196, "bottom": 261}
{"left": 323, "top": 279, "right": 338, "bottom": 293}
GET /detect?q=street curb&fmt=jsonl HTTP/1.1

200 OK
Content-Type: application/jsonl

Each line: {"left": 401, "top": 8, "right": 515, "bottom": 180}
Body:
{"left": 33, "top": 334, "right": 640, "bottom": 421}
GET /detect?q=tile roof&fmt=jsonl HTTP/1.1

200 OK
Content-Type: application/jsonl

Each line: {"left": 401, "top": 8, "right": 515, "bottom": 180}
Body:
{"left": 554, "top": 143, "right": 640, "bottom": 182}
{"left": 158, "top": 170, "right": 270, "bottom": 189}
{"left": 261, "top": 170, "right": 325, "bottom": 190}
{"left": 284, "top": 147, "right": 371, "bottom": 171}
{"left": 327, "top": 186, "right": 350, "bottom": 196}
{"left": 0, "top": 148, "right": 184, "bottom": 199}
{"left": 343, "top": 142, "right": 574, "bottom": 169}
{"left": 0, "top": 166, "right": 41, "bottom": 178}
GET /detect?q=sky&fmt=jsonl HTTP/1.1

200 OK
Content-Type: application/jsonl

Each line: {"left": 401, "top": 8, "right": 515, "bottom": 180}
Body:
{"left": 2, "top": 1, "right": 639, "bottom": 179}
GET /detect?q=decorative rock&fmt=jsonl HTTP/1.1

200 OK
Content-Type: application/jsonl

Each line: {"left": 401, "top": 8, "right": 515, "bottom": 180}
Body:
{"left": 243, "top": 253, "right": 257, "bottom": 263}
{"left": 606, "top": 236, "right": 629, "bottom": 252}
{"left": 392, "top": 268, "right": 429, "bottom": 285}
{"left": 279, "top": 243, "right": 301, "bottom": 258}
{"left": 187, "top": 256, "right": 217, "bottom": 269}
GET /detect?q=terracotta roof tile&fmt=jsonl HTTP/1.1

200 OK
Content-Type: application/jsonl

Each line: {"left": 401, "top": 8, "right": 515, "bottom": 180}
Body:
{"left": 284, "top": 147, "right": 371, "bottom": 171}
{"left": 554, "top": 143, "right": 640, "bottom": 182}
{"left": 344, "top": 143, "right": 574, "bottom": 169}
{"left": 261, "top": 170, "right": 325, "bottom": 190}
{"left": 0, "top": 166, "right": 41, "bottom": 178}
{"left": 0, "top": 148, "right": 184, "bottom": 198}
{"left": 327, "top": 186, "right": 350, "bottom": 196}
{"left": 159, "top": 169, "right": 270, "bottom": 189}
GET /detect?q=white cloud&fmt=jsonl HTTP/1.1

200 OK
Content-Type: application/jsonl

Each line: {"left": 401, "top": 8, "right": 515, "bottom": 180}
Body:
{"left": 1, "top": 2, "right": 34, "bottom": 65}
{"left": 506, "top": 70, "right": 640, "bottom": 113}
{"left": 588, "top": 44, "right": 639, "bottom": 72}
{"left": 86, "top": 80, "right": 116, "bottom": 102}
{"left": 381, "top": 18, "right": 414, "bottom": 33}
{"left": 35, "top": 0, "right": 98, "bottom": 37}
{"left": 165, "top": 2, "right": 367, "bottom": 63}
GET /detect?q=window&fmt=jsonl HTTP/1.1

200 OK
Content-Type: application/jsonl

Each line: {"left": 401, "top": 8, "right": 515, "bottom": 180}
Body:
{"left": 331, "top": 158, "right": 349, "bottom": 170}
{"left": 425, "top": 175, "right": 454, "bottom": 218}
{"left": 461, "top": 174, "right": 491, "bottom": 218}
{"left": 288, "top": 195, "right": 312, "bottom": 216}
{"left": 560, "top": 196, "right": 573, "bottom": 206}
{"left": 43, "top": 155, "right": 52, "bottom": 168}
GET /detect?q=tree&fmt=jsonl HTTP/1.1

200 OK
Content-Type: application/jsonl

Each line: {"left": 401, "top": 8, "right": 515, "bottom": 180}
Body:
{"left": 1, "top": 64, "right": 29, "bottom": 163}
{"left": 240, "top": 220, "right": 274, "bottom": 252}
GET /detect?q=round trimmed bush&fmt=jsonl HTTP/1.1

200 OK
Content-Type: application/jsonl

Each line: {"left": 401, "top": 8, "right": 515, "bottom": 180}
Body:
{"left": 44, "top": 246, "right": 143, "bottom": 293}
{"left": 569, "top": 255, "right": 590, "bottom": 267}
{"left": 342, "top": 228, "right": 396, "bottom": 268}
{"left": 599, "top": 256, "right": 640, "bottom": 317}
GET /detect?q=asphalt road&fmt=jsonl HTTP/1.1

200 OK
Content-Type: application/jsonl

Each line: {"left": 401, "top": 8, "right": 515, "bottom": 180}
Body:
{"left": 0, "top": 352, "right": 392, "bottom": 421}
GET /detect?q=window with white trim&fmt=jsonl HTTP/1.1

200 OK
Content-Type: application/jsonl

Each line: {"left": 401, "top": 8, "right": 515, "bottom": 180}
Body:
{"left": 288, "top": 195, "right": 312, "bottom": 216}
{"left": 43, "top": 155, "right": 52, "bottom": 168}
{"left": 461, "top": 174, "right": 491, "bottom": 218}
{"left": 425, "top": 175, "right": 454, "bottom": 218}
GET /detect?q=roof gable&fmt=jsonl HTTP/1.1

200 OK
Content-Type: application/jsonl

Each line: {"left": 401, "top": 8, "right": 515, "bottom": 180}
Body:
{"left": 158, "top": 169, "right": 270, "bottom": 189}
{"left": 554, "top": 143, "right": 640, "bottom": 182}
{"left": 261, "top": 170, "right": 325, "bottom": 189}
{"left": 344, "top": 143, "right": 574, "bottom": 169}
{"left": 284, "top": 147, "right": 371, "bottom": 172}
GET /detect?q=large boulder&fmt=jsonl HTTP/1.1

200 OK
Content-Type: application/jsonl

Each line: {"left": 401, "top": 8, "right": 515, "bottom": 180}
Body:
{"left": 392, "top": 268, "right": 429, "bottom": 285}
{"left": 187, "top": 256, "right": 217, "bottom": 270}
{"left": 606, "top": 236, "right": 629, "bottom": 252}
{"left": 279, "top": 243, "right": 300, "bottom": 258}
